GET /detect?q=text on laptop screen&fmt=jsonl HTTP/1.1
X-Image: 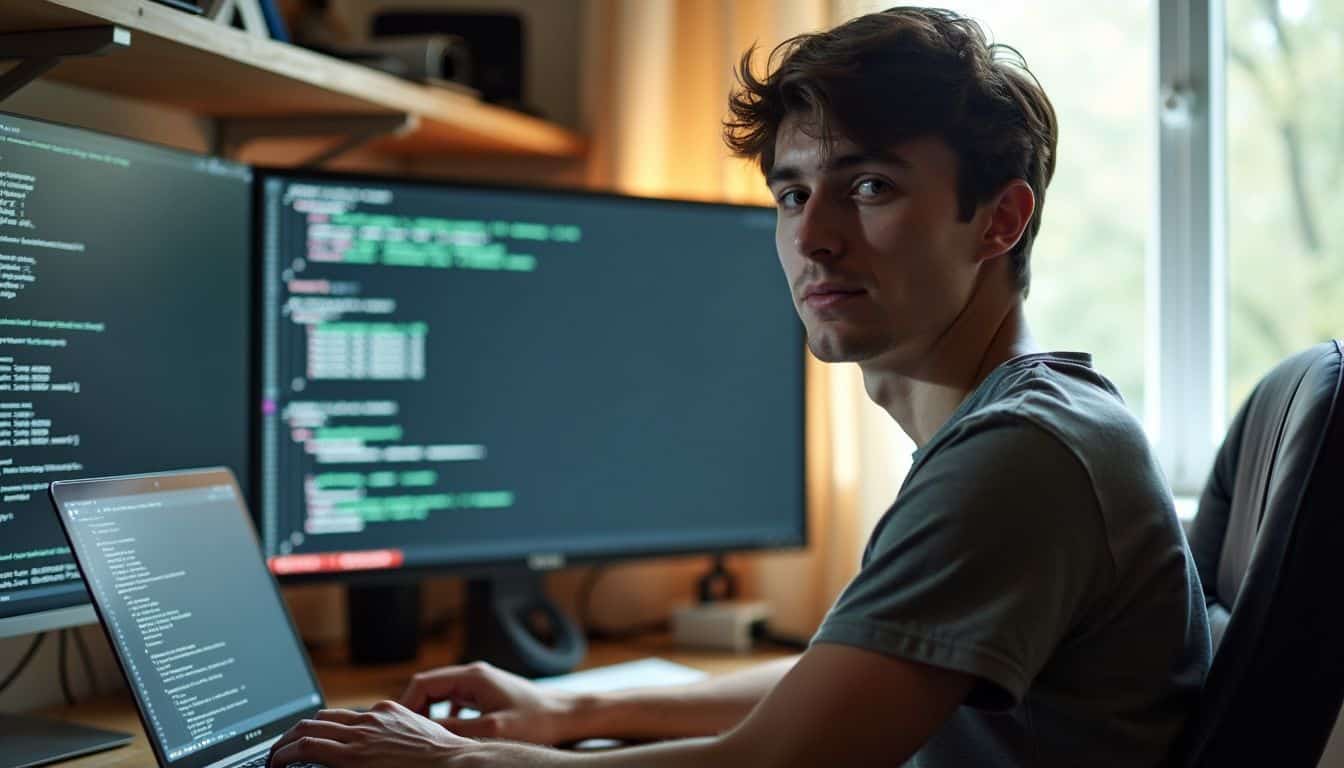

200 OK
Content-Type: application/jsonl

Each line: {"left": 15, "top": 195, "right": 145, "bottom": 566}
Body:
{"left": 59, "top": 483, "right": 319, "bottom": 763}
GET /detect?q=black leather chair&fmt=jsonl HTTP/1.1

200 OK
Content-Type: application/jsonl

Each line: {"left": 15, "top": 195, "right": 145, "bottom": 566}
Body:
{"left": 1175, "top": 340, "right": 1344, "bottom": 767}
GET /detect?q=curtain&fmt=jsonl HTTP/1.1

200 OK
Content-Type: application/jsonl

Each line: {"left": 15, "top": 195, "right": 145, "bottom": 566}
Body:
{"left": 580, "top": 0, "right": 914, "bottom": 636}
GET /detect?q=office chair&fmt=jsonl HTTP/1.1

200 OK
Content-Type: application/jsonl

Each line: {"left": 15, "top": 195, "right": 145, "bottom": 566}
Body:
{"left": 1174, "top": 340, "right": 1344, "bottom": 767}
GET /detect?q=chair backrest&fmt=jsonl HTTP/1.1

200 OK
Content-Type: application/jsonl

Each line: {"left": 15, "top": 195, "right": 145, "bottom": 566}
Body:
{"left": 1176, "top": 340, "right": 1344, "bottom": 767}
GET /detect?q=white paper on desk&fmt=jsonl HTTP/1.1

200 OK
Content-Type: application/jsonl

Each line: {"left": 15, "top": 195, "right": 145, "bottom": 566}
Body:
{"left": 536, "top": 657, "right": 707, "bottom": 693}
{"left": 430, "top": 657, "right": 707, "bottom": 722}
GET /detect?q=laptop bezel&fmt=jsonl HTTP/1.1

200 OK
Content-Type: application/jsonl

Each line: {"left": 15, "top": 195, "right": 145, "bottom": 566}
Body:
{"left": 49, "top": 467, "right": 326, "bottom": 768}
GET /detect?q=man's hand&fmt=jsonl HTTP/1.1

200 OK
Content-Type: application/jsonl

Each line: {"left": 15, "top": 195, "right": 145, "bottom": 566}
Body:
{"left": 267, "top": 700, "right": 475, "bottom": 767}
{"left": 399, "top": 661, "right": 580, "bottom": 745}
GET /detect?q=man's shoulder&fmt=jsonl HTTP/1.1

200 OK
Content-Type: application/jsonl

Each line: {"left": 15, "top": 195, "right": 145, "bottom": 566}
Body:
{"left": 924, "top": 354, "right": 1157, "bottom": 489}
{"left": 899, "top": 410, "right": 1103, "bottom": 539}
{"left": 904, "top": 354, "right": 1180, "bottom": 577}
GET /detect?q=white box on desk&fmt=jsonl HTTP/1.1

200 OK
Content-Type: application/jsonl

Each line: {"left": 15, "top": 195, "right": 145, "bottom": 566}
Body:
{"left": 671, "top": 601, "right": 772, "bottom": 653}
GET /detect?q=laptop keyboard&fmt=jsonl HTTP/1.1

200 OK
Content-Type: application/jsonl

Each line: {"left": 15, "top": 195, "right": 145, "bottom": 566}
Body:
{"left": 234, "top": 756, "right": 324, "bottom": 768}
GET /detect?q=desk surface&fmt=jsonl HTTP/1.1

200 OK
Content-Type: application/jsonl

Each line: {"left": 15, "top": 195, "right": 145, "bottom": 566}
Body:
{"left": 37, "top": 636, "right": 785, "bottom": 767}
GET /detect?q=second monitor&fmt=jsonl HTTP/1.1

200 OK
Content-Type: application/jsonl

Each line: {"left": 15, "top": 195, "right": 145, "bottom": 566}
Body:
{"left": 256, "top": 173, "right": 806, "bottom": 671}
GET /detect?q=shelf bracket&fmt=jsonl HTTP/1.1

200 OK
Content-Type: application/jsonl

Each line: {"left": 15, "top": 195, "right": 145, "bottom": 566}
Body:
{"left": 0, "top": 26, "right": 132, "bottom": 102}
{"left": 213, "top": 113, "right": 419, "bottom": 167}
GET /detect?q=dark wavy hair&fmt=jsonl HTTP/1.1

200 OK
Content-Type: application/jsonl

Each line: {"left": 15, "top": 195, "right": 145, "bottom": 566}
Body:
{"left": 724, "top": 7, "right": 1058, "bottom": 296}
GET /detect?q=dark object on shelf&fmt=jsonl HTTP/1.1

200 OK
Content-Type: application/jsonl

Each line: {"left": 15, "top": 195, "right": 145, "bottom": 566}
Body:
{"left": 372, "top": 12, "right": 526, "bottom": 111}
{"left": 320, "top": 35, "right": 475, "bottom": 95}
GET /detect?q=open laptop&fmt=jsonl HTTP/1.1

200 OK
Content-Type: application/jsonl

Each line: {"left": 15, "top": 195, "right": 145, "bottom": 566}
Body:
{"left": 49, "top": 468, "right": 326, "bottom": 768}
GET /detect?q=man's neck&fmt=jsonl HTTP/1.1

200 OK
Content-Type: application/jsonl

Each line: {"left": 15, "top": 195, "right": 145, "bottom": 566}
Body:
{"left": 860, "top": 299, "right": 1039, "bottom": 448}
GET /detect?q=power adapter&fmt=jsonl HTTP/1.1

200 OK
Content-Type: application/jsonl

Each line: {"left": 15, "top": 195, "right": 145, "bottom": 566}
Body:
{"left": 671, "top": 600, "right": 772, "bottom": 653}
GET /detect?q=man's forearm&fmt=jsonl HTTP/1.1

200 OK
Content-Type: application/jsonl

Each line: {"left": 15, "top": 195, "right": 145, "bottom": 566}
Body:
{"left": 563, "top": 655, "right": 798, "bottom": 742}
{"left": 457, "top": 737, "right": 731, "bottom": 768}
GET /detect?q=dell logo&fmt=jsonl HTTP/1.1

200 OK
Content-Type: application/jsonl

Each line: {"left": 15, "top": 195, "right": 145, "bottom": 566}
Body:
{"left": 244, "top": 729, "right": 263, "bottom": 742}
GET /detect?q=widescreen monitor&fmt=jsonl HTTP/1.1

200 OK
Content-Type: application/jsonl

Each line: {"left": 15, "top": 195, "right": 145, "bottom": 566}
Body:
{"left": 255, "top": 172, "right": 806, "bottom": 589}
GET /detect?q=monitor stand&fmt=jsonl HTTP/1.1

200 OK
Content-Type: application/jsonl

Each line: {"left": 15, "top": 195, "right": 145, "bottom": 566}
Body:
{"left": 0, "top": 713, "right": 131, "bottom": 768}
{"left": 347, "top": 582, "right": 422, "bottom": 665}
{"left": 463, "top": 570, "right": 586, "bottom": 678}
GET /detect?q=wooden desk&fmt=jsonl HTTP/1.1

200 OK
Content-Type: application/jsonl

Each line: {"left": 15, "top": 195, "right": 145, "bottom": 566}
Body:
{"left": 38, "top": 636, "right": 788, "bottom": 767}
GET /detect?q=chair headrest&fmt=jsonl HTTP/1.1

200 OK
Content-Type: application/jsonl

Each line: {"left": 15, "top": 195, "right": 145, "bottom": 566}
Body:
{"left": 1200, "top": 341, "right": 1343, "bottom": 608}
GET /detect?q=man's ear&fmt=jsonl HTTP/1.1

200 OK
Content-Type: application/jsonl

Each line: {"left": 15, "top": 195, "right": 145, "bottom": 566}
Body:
{"left": 977, "top": 179, "right": 1036, "bottom": 262}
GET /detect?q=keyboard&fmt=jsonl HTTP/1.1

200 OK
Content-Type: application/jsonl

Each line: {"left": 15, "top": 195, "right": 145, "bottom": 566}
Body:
{"left": 234, "top": 755, "right": 324, "bottom": 768}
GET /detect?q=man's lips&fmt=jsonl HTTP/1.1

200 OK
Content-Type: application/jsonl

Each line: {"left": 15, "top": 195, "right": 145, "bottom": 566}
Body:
{"left": 801, "top": 284, "right": 866, "bottom": 308}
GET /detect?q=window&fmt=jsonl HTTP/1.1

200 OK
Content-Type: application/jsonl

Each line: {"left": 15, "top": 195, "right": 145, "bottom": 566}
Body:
{"left": 832, "top": 1, "right": 1344, "bottom": 496}
{"left": 1225, "top": 0, "right": 1344, "bottom": 418}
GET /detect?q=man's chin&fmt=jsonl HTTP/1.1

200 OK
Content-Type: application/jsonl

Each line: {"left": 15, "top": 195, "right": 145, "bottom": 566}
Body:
{"left": 805, "top": 333, "right": 884, "bottom": 364}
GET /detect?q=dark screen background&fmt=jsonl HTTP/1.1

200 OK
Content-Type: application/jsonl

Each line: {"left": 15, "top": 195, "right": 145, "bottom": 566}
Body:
{"left": 0, "top": 113, "right": 251, "bottom": 620}
{"left": 259, "top": 174, "right": 805, "bottom": 572}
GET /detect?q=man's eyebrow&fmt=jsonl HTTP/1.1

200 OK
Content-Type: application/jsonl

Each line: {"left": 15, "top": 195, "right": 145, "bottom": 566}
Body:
{"left": 766, "top": 150, "right": 911, "bottom": 186}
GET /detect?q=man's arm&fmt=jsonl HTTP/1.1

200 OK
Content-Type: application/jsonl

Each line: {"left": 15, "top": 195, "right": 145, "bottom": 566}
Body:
{"left": 515, "top": 643, "right": 970, "bottom": 767}
{"left": 565, "top": 655, "right": 799, "bottom": 741}
{"left": 397, "top": 655, "right": 799, "bottom": 745}
{"left": 270, "top": 643, "right": 972, "bottom": 767}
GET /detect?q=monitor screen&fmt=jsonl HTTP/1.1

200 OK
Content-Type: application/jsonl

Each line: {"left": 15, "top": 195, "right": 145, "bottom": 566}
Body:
{"left": 0, "top": 112, "right": 252, "bottom": 636}
{"left": 257, "top": 173, "right": 805, "bottom": 577}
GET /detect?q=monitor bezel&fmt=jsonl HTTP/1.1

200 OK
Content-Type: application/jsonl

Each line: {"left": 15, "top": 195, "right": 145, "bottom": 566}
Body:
{"left": 0, "top": 604, "right": 97, "bottom": 640}
{"left": 251, "top": 167, "right": 808, "bottom": 586}
{"left": 49, "top": 468, "right": 325, "bottom": 768}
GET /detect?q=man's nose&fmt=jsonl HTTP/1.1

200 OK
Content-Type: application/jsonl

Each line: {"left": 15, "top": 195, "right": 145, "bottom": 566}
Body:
{"left": 794, "top": 197, "right": 844, "bottom": 263}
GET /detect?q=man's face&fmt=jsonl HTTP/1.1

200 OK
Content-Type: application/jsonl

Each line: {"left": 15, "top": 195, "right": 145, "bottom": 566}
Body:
{"left": 768, "top": 117, "right": 988, "bottom": 368}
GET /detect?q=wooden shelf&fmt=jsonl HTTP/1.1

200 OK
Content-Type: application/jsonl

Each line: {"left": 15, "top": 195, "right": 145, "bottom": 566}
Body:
{"left": 0, "top": 0, "right": 587, "bottom": 158}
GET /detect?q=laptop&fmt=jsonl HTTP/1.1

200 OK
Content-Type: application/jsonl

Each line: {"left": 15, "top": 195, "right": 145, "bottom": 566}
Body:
{"left": 50, "top": 468, "right": 326, "bottom": 768}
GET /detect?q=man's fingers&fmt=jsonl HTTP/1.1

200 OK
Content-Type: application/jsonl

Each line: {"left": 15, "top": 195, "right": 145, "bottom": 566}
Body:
{"left": 438, "top": 714, "right": 504, "bottom": 740}
{"left": 314, "top": 708, "right": 365, "bottom": 725}
{"left": 268, "top": 736, "right": 346, "bottom": 767}
{"left": 399, "top": 672, "right": 458, "bottom": 711}
{"left": 399, "top": 667, "right": 483, "bottom": 712}
{"left": 283, "top": 719, "right": 356, "bottom": 744}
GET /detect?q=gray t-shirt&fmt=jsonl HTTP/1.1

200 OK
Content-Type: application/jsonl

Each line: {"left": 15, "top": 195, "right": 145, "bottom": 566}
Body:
{"left": 813, "top": 352, "right": 1210, "bottom": 767}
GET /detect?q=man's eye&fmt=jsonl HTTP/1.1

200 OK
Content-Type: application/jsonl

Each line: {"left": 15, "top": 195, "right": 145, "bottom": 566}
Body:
{"left": 777, "top": 189, "right": 807, "bottom": 208}
{"left": 854, "top": 179, "right": 890, "bottom": 198}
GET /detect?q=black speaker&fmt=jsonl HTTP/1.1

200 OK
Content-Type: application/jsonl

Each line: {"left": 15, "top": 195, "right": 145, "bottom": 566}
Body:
{"left": 372, "top": 12, "right": 527, "bottom": 110}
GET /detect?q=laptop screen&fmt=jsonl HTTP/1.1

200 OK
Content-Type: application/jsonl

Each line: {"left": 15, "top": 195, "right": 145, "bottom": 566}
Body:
{"left": 51, "top": 469, "right": 323, "bottom": 768}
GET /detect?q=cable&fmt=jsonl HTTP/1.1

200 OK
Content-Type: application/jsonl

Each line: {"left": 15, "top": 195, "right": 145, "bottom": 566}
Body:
{"left": 575, "top": 565, "right": 604, "bottom": 631}
{"left": 696, "top": 554, "right": 739, "bottom": 603}
{"left": 72, "top": 626, "right": 99, "bottom": 698}
{"left": 58, "top": 630, "right": 75, "bottom": 706}
{"left": 0, "top": 632, "right": 47, "bottom": 698}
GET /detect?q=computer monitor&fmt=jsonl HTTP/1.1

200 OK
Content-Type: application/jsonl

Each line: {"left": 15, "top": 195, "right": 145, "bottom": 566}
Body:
{"left": 256, "top": 171, "right": 805, "bottom": 673}
{"left": 0, "top": 111, "right": 252, "bottom": 765}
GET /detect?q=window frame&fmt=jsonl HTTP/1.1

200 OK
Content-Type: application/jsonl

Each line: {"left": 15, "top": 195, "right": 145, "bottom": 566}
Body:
{"left": 1154, "top": 0, "right": 1226, "bottom": 496}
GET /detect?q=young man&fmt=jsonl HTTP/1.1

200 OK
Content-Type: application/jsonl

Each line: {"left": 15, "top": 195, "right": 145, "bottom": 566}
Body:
{"left": 269, "top": 8, "right": 1210, "bottom": 767}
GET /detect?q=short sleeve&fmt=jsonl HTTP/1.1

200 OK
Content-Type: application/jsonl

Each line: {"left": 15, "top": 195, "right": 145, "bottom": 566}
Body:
{"left": 812, "top": 417, "right": 1111, "bottom": 710}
